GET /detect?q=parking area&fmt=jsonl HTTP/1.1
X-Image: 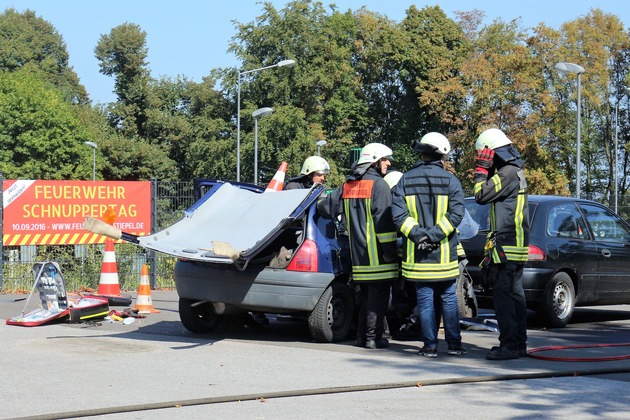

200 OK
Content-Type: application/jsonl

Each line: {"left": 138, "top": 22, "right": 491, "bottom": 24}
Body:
{"left": 2, "top": 290, "right": 630, "bottom": 419}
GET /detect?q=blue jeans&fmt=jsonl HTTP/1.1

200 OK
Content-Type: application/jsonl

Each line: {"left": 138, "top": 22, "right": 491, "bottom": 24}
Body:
{"left": 416, "top": 280, "right": 461, "bottom": 348}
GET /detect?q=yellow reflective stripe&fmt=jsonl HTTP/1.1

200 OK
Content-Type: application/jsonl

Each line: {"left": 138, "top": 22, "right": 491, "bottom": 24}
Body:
{"left": 435, "top": 195, "right": 449, "bottom": 263}
{"left": 377, "top": 231, "right": 397, "bottom": 243}
{"left": 474, "top": 182, "right": 482, "bottom": 194}
{"left": 353, "top": 263, "right": 399, "bottom": 273}
{"left": 401, "top": 260, "right": 459, "bottom": 280}
{"left": 492, "top": 174, "right": 502, "bottom": 192}
{"left": 457, "top": 242, "right": 466, "bottom": 257}
{"left": 364, "top": 198, "right": 378, "bottom": 264}
{"left": 403, "top": 196, "right": 419, "bottom": 264}
{"left": 515, "top": 188, "right": 526, "bottom": 247}
{"left": 400, "top": 218, "right": 417, "bottom": 236}
{"left": 353, "top": 263, "right": 399, "bottom": 281}
{"left": 502, "top": 246, "right": 529, "bottom": 262}
{"left": 344, "top": 203, "right": 354, "bottom": 254}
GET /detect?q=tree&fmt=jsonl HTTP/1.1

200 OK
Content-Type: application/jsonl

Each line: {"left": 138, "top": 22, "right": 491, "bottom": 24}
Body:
{"left": 0, "top": 8, "right": 88, "bottom": 104}
{"left": 228, "top": 0, "right": 366, "bottom": 184}
{"left": 95, "top": 22, "right": 153, "bottom": 138}
{"left": 395, "top": 5, "right": 470, "bottom": 171}
{"left": 0, "top": 69, "right": 92, "bottom": 179}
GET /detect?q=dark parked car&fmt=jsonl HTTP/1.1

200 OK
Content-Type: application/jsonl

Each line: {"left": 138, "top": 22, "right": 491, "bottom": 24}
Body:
{"left": 461, "top": 195, "right": 630, "bottom": 327}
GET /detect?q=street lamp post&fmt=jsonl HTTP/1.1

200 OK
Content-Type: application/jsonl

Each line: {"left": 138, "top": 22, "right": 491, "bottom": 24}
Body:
{"left": 252, "top": 107, "right": 274, "bottom": 185}
{"left": 84, "top": 141, "right": 97, "bottom": 181}
{"left": 316, "top": 140, "right": 327, "bottom": 156}
{"left": 555, "top": 62, "right": 585, "bottom": 198}
{"left": 613, "top": 87, "right": 630, "bottom": 213}
{"left": 237, "top": 59, "right": 296, "bottom": 182}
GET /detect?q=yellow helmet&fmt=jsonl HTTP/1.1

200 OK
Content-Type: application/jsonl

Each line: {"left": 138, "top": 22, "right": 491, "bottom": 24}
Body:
{"left": 384, "top": 171, "right": 403, "bottom": 189}
{"left": 415, "top": 132, "right": 451, "bottom": 155}
{"left": 300, "top": 156, "right": 330, "bottom": 175}
{"left": 357, "top": 143, "right": 393, "bottom": 165}
{"left": 475, "top": 128, "right": 512, "bottom": 151}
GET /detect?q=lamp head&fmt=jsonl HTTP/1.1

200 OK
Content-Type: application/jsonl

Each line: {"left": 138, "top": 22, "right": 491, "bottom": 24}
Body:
{"left": 252, "top": 107, "right": 274, "bottom": 118}
{"left": 554, "top": 62, "right": 585, "bottom": 75}
{"left": 277, "top": 59, "right": 296, "bottom": 67}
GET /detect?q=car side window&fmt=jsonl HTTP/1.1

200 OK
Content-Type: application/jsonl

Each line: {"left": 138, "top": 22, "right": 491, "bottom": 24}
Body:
{"left": 465, "top": 201, "right": 490, "bottom": 231}
{"left": 547, "top": 204, "right": 588, "bottom": 239}
{"left": 579, "top": 203, "right": 630, "bottom": 242}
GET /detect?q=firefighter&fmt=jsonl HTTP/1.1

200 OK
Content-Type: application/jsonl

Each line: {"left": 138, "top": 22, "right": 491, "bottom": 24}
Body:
{"left": 473, "top": 128, "right": 529, "bottom": 360}
{"left": 285, "top": 156, "right": 330, "bottom": 190}
{"left": 391, "top": 132, "right": 467, "bottom": 357}
{"left": 317, "top": 143, "right": 399, "bottom": 349}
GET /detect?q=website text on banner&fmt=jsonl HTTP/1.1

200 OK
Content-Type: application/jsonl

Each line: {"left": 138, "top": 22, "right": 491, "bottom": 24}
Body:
{"left": 2, "top": 180, "right": 151, "bottom": 246}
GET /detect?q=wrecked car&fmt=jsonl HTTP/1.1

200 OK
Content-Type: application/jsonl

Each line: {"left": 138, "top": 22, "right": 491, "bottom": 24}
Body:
{"left": 85, "top": 180, "right": 478, "bottom": 342}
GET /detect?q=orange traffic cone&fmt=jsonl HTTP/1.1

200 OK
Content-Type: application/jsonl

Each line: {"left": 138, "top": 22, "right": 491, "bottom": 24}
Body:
{"left": 90, "top": 239, "right": 132, "bottom": 306}
{"left": 133, "top": 264, "right": 160, "bottom": 314}
{"left": 265, "top": 161, "right": 288, "bottom": 192}
{"left": 97, "top": 239, "right": 121, "bottom": 296}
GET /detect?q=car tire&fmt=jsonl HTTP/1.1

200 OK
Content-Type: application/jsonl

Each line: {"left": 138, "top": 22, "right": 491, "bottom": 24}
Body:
{"left": 179, "top": 297, "right": 222, "bottom": 333}
{"left": 456, "top": 267, "right": 478, "bottom": 318}
{"left": 537, "top": 272, "right": 575, "bottom": 328}
{"left": 308, "top": 281, "right": 354, "bottom": 343}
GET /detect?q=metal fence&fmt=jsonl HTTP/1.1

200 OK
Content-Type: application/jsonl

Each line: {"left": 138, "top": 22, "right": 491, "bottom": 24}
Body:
{"left": 2, "top": 179, "right": 630, "bottom": 293}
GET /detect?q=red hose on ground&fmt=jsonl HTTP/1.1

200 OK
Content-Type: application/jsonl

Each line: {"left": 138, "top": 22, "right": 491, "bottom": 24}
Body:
{"left": 527, "top": 342, "right": 630, "bottom": 362}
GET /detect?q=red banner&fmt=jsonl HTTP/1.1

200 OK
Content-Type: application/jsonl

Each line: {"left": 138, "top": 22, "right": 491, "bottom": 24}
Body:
{"left": 2, "top": 180, "right": 151, "bottom": 245}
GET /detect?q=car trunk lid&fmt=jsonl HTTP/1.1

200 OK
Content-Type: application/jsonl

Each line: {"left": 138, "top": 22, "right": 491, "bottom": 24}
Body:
{"left": 137, "top": 182, "right": 323, "bottom": 264}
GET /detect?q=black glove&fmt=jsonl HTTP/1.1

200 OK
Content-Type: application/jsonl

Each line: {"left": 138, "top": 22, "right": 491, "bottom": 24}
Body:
{"left": 417, "top": 236, "right": 438, "bottom": 251}
{"left": 475, "top": 146, "right": 495, "bottom": 176}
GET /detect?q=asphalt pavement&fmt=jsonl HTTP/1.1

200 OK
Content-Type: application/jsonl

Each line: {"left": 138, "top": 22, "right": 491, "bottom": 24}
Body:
{"left": 1, "top": 290, "right": 630, "bottom": 419}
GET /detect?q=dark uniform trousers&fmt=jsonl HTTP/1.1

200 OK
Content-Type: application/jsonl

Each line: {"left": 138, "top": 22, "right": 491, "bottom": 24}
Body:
{"left": 492, "top": 262, "right": 527, "bottom": 350}
{"left": 356, "top": 282, "right": 391, "bottom": 342}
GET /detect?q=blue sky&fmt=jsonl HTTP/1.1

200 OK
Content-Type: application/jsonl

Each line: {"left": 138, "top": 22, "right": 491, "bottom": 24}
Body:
{"left": 5, "top": 1, "right": 630, "bottom": 104}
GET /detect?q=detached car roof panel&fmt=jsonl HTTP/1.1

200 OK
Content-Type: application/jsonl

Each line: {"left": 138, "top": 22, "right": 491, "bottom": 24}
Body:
{"left": 138, "top": 183, "right": 314, "bottom": 263}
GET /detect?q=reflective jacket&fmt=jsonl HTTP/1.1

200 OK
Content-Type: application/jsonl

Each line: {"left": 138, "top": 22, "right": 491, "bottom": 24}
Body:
{"left": 285, "top": 175, "right": 312, "bottom": 190}
{"left": 317, "top": 166, "right": 398, "bottom": 282}
{"left": 473, "top": 161, "right": 529, "bottom": 264}
{"left": 391, "top": 160, "right": 465, "bottom": 282}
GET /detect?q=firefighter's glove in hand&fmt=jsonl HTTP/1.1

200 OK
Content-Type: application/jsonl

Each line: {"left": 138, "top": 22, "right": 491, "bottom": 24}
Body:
{"left": 475, "top": 147, "right": 495, "bottom": 176}
{"left": 417, "top": 236, "right": 438, "bottom": 251}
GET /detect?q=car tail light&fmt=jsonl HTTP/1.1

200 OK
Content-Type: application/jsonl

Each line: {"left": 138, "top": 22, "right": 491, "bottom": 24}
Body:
{"left": 528, "top": 245, "right": 546, "bottom": 261}
{"left": 286, "top": 238, "right": 318, "bottom": 272}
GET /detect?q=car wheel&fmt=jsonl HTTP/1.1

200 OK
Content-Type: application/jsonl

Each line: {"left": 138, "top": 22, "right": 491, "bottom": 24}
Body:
{"left": 538, "top": 272, "right": 575, "bottom": 328}
{"left": 179, "top": 297, "right": 222, "bottom": 333}
{"left": 456, "top": 267, "right": 478, "bottom": 318}
{"left": 308, "top": 282, "right": 354, "bottom": 343}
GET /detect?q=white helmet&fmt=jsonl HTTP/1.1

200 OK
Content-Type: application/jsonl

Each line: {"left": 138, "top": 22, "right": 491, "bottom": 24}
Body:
{"left": 475, "top": 128, "right": 512, "bottom": 151}
{"left": 300, "top": 156, "right": 330, "bottom": 175}
{"left": 356, "top": 143, "right": 393, "bottom": 165}
{"left": 384, "top": 171, "right": 403, "bottom": 189}
{"left": 414, "top": 132, "right": 451, "bottom": 155}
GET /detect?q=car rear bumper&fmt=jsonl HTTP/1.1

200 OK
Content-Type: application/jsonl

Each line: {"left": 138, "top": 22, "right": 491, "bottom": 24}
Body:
{"left": 174, "top": 260, "right": 337, "bottom": 313}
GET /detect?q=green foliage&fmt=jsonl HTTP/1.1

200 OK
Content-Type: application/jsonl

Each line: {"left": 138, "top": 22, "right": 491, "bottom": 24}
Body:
{"left": 0, "top": 69, "right": 94, "bottom": 179}
{"left": 0, "top": 8, "right": 88, "bottom": 104}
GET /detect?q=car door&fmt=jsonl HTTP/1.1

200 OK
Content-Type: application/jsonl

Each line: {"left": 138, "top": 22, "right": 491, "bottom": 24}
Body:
{"left": 578, "top": 202, "right": 630, "bottom": 303}
{"left": 544, "top": 202, "right": 600, "bottom": 301}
